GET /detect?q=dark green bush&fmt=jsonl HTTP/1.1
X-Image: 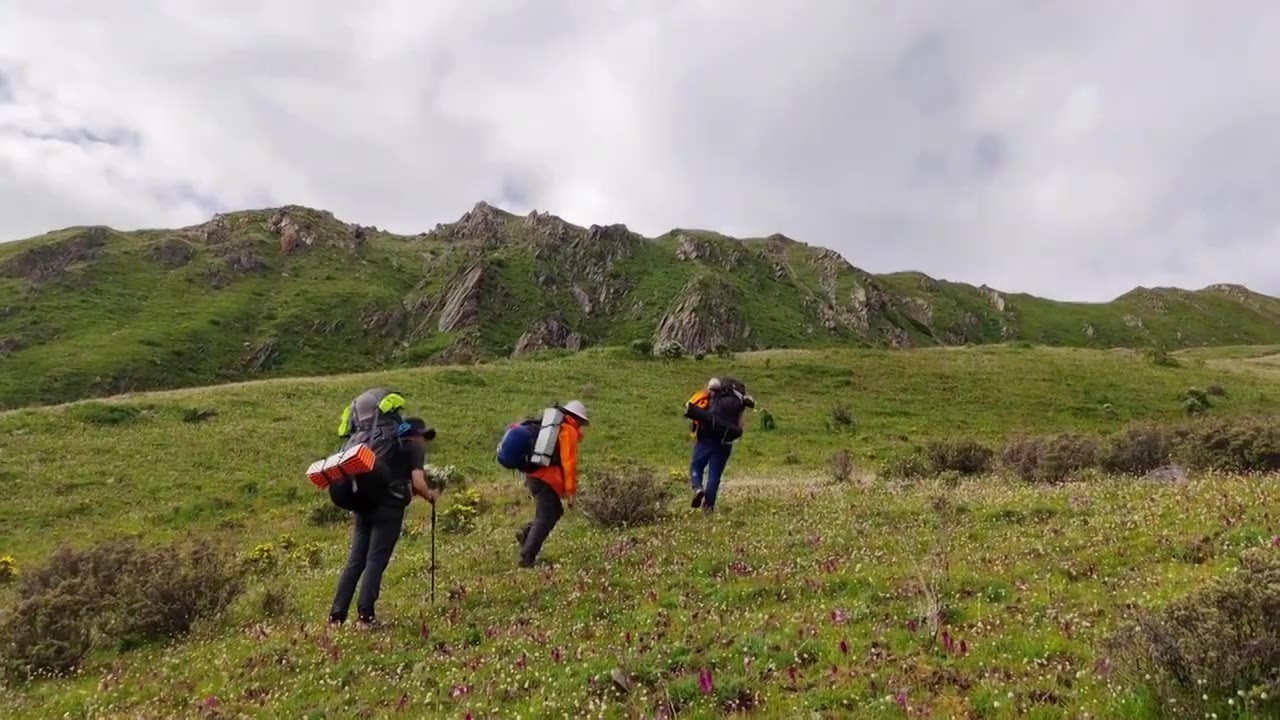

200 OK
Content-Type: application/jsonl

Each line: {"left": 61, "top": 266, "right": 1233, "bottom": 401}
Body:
{"left": 656, "top": 342, "right": 684, "bottom": 360}
{"left": 879, "top": 453, "right": 931, "bottom": 480}
{"left": 925, "top": 439, "right": 994, "bottom": 476}
{"left": 828, "top": 450, "right": 855, "bottom": 483}
{"left": 1146, "top": 347, "right": 1180, "bottom": 367}
{"left": 0, "top": 537, "right": 244, "bottom": 681}
{"left": 1104, "top": 548, "right": 1280, "bottom": 717}
{"left": 759, "top": 409, "right": 776, "bottom": 431}
{"left": 181, "top": 407, "right": 218, "bottom": 424}
{"left": 68, "top": 402, "right": 142, "bottom": 426}
{"left": 629, "top": 339, "right": 654, "bottom": 357}
{"left": 1102, "top": 423, "right": 1175, "bottom": 476}
{"left": 829, "top": 404, "right": 855, "bottom": 429}
{"left": 578, "top": 464, "right": 671, "bottom": 528}
{"left": 1175, "top": 417, "right": 1279, "bottom": 474}
{"left": 1001, "top": 432, "right": 1101, "bottom": 483}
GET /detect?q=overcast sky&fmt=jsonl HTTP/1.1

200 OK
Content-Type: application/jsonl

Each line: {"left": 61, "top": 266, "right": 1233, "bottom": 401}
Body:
{"left": 1, "top": 1, "right": 1277, "bottom": 301}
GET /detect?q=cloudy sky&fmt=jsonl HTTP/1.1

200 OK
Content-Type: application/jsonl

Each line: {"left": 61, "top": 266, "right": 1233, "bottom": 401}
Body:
{"left": 1, "top": 1, "right": 1277, "bottom": 301}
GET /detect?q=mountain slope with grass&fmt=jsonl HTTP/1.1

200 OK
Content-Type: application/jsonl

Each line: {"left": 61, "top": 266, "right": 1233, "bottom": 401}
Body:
{"left": 4, "top": 201, "right": 1280, "bottom": 410}
{"left": 1, "top": 344, "right": 1278, "bottom": 718}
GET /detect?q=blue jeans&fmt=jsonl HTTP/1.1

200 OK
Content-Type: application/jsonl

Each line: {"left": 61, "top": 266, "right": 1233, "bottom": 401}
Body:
{"left": 690, "top": 438, "right": 733, "bottom": 509}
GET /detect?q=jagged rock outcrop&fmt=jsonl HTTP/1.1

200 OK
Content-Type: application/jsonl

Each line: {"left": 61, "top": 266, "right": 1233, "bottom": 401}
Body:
{"left": 523, "top": 210, "right": 573, "bottom": 243}
{"left": 437, "top": 263, "right": 488, "bottom": 333}
{"left": 1123, "top": 314, "right": 1145, "bottom": 329}
{"left": 1204, "top": 283, "right": 1251, "bottom": 299}
{"left": 512, "top": 316, "right": 583, "bottom": 356}
{"left": 979, "top": 284, "right": 1006, "bottom": 312}
{"left": 239, "top": 339, "right": 278, "bottom": 372}
{"left": 205, "top": 245, "right": 266, "bottom": 289}
{"left": 145, "top": 237, "right": 195, "bottom": 268}
{"left": 270, "top": 209, "right": 317, "bottom": 254}
{"left": 431, "top": 334, "right": 480, "bottom": 365}
{"left": 673, "top": 232, "right": 741, "bottom": 268}
{"left": 0, "top": 227, "right": 107, "bottom": 286}
{"left": 192, "top": 215, "right": 232, "bottom": 245}
{"left": 430, "top": 201, "right": 507, "bottom": 244}
{"left": 361, "top": 305, "right": 408, "bottom": 337}
{"left": 653, "top": 281, "right": 748, "bottom": 355}
{"left": 571, "top": 286, "right": 593, "bottom": 316}
{"left": 903, "top": 297, "right": 934, "bottom": 327}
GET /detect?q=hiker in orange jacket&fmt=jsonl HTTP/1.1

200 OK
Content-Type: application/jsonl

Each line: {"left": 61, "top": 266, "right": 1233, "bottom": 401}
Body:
{"left": 516, "top": 400, "right": 588, "bottom": 568}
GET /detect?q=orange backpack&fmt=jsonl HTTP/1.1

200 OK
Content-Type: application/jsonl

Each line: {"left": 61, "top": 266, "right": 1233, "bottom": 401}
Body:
{"left": 686, "top": 388, "right": 712, "bottom": 437}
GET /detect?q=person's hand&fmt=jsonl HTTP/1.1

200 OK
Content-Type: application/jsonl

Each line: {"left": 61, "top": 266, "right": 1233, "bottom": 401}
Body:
{"left": 425, "top": 487, "right": 442, "bottom": 504}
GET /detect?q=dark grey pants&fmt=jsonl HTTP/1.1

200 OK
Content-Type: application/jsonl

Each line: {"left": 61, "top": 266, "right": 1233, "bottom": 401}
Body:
{"left": 519, "top": 477, "right": 564, "bottom": 565}
{"left": 329, "top": 504, "right": 404, "bottom": 621}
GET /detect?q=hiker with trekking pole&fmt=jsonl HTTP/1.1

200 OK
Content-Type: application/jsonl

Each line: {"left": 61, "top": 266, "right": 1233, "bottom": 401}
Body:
{"left": 313, "top": 388, "right": 442, "bottom": 629}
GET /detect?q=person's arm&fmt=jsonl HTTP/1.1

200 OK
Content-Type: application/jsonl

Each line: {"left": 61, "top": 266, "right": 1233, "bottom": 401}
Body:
{"left": 406, "top": 443, "right": 441, "bottom": 503}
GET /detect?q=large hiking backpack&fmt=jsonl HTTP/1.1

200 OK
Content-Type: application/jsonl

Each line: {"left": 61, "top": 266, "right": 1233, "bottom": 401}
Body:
{"left": 684, "top": 379, "right": 747, "bottom": 443}
{"left": 326, "top": 388, "right": 407, "bottom": 512}
{"left": 496, "top": 412, "right": 563, "bottom": 474}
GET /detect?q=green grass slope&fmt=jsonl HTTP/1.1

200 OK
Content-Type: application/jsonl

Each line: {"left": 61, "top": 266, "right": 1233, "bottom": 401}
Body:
{"left": 1, "top": 345, "right": 1278, "bottom": 718}
{"left": 4, "top": 202, "right": 1280, "bottom": 411}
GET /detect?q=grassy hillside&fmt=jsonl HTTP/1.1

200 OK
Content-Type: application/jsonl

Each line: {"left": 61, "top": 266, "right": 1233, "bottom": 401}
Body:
{"left": 3, "top": 202, "right": 1280, "bottom": 410}
{"left": 1, "top": 345, "right": 1278, "bottom": 718}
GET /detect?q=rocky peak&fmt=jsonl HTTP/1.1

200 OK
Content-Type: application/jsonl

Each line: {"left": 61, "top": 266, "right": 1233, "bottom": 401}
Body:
{"left": 673, "top": 232, "right": 742, "bottom": 269}
{"left": 1203, "top": 283, "right": 1253, "bottom": 300}
{"left": 428, "top": 201, "right": 510, "bottom": 244}
{"left": 979, "top": 284, "right": 1007, "bottom": 312}
{"left": 523, "top": 209, "right": 573, "bottom": 242}
{"left": 459, "top": 201, "right": 504, "bottom": 235}
{"left": 813, "top": 249, "right": 852, "bottom": 286}
{"left": 270, "top": 208, "right": 317, "bottom": 254}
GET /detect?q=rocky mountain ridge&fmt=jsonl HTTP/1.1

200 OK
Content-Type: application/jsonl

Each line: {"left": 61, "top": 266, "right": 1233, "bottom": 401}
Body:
{"left": 2, "top": 200, "right": 1280, "bottom": 409}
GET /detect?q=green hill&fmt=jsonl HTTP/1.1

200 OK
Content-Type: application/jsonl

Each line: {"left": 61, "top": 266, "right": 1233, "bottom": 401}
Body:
{"left": 1, "top": 345, "right": 1278, "bottom": 718}
{"left": 3, "top": 201, "right": 1280, "bottom": 410}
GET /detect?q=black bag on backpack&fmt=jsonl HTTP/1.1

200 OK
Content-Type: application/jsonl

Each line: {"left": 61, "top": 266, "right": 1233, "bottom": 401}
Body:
{"left": 327, "top": 388, "right": 407, "bottom": 512}
{"left": 689, "top": 378, "right": 748, "bottom": 444}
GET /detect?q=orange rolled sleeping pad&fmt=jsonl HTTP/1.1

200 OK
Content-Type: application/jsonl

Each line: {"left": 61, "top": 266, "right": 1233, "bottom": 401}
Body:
{"left": 305, "top": 444, "right": 377, "bottom": 489}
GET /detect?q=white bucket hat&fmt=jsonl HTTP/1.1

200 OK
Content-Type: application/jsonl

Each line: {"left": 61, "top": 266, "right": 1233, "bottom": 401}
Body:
{"left": 560, "top": 399, "right": 589, "bottom": 424}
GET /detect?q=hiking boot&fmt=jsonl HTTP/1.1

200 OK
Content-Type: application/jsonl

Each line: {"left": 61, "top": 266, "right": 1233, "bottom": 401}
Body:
{"left": 356, "top": 614, "right": 379, "bottom": 631}
{"left": 515, "top": 527, "right": 529, "bottom": 546}
{"left": 327, "top": 612, "right": 345, "bottom": 627}
{"left": 518, "top": 556, "right": 536, "bottom": 569}
{"left": 691, "top": 488, "right": 705, "bottom": 508}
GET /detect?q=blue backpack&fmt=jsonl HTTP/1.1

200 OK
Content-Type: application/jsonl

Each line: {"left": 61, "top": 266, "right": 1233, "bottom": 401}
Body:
{"left": 496, "top": 418, "right": 555, "bottom": 473}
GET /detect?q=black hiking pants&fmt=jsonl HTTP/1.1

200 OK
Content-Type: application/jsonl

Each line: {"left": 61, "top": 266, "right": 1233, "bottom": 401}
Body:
{"left": 519, "top": 477, "right": 563, "bottom": 565}
{"left": 330, "top": 504, "right": 404, "bottom": 621}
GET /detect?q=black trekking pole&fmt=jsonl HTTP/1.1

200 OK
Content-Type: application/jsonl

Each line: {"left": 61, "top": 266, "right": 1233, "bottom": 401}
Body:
{"left": 430, "top": 500, "right": 437, "bottom": 605}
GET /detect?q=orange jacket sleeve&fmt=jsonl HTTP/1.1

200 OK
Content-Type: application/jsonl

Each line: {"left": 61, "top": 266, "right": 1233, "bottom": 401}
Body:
{"left": 560, "top": 424, "right": 579, "bottom": 497}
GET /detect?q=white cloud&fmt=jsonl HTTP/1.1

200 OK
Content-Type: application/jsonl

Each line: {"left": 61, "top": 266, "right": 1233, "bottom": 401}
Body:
{"left": 1, "top": 0, "right": 1277, "bottom": 301}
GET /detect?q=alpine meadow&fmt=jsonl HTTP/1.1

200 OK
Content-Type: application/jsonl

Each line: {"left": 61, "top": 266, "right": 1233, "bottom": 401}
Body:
{"left": 1, "top": 204, "right": 1279, "bottom": 720}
